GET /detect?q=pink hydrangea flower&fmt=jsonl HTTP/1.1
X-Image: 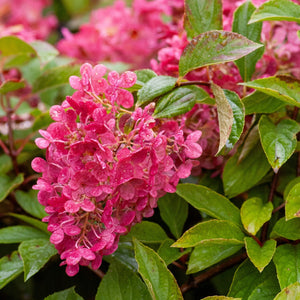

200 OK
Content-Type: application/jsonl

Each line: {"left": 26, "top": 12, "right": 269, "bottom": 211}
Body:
{"left": 32, "top": 63, "right": 202, "bottom": 276}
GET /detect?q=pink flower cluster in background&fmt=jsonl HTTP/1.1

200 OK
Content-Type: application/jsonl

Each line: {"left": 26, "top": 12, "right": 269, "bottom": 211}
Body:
{"left": 57, "top": 0, "right": 180, "bottom": 68}
{"left": 31, "top": 63, "right": 202, "bottom": 276}
{"left": 0, "top": 0, "right": 57, "bottom": 41}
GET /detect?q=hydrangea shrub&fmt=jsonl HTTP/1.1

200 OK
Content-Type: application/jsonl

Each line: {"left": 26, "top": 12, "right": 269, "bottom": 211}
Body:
{"left": 0, "top": 0, "right": 299, "bottom": 299}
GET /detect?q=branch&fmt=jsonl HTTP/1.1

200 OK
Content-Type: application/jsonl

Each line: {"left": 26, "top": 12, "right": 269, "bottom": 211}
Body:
{"left": 180, "top": 252, "right": 247, "bottom": 294}
{"left": 87, "top": 265, "right": 105, "bottom": 279}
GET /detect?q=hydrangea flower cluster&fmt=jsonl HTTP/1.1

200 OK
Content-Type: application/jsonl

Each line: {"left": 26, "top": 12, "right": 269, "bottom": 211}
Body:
{"left": 0, "top": 0, "right": 57, "bottom": 41}
{"left": 57, "top": 0, "right": 179, "bottom": 68}
{"left": 31, "top": 63, "right": 202, "bottom": 276}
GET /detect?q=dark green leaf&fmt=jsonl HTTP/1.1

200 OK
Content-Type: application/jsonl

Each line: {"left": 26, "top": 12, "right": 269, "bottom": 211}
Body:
{"left": 223, "top": 143, "right": 271, "bottom": 198}
{"left": 44, "top": 287, "right": 83, "bottom": 300}
{"left": 172, "top": 220, "right": 245, "bottom": 248}
{"left": 32, "top": 64, "right": 81, "bottom": 93}
{"left": 242, "top": 91, "right": 286, "bottom": 115}
{"left": 249, "top": 0, "right": 300, "bottom": 23}
{"left": 30, "top": 41, "right": 59, "bottom": 66}
{"left": 184, "top": 0, "right": 223, "bottom": 38}
{"left": 96, "top": 261, "right": 151, "bottom": 300}
{"left": 248, "top": 276, "right": 280, "bottom": 300}
{"left": 238, "top": 125, "right": 259, "bottom": 163}
{"left": 285, "top": 183, "right": 300, "bottom": 220}
{"left": 136, "top": 76, "right": 177, "bottom": 106}
{"left": 157, "top": 239, "right": 190, "bottom": 266}
{"left": 270, "top": 217, "right": 300, "bottom": 240}
{"left": 176, "top": 184, "right": 241, "bottom": 225}
{"left": 0, "top": 80, "right": 26, "bottom": 94}
{"left": 241, "top": 197, "right": 273, "bottom": 235}
{"left": 228, "top": 259, "right": 277, "bottom": 299}
{"left": 124, "top": 221, "right": 168, "bottom": 244}
{"left": 259, "top": 116, "right": 300, "bottom": 172}
{"left": 134, "top": 239, "right": 183, "bottom": 300}
{"left": 19, "top": 238, "right": 57, "bottom": 281}
{"left": 273, "top": 244, "right": 300, "bottom": 290}
{"left": 15, "top": 190, "right": 47, "bottom": 219}
{"left": 158, "top": 193, "right": 188, "bottom": 239}
{"left": 179, "top": 30, "right": 263, "bottom": 77}
{"left": 0, "top": 173, "right": 24, "bottom": 202}
{"left": 233, "top": 1, "right": 264, "bottom": 81}
{"left": 154, "top": 85, "right": 211, "bottom": 118}
{"left": 8, "top": 213, "right": 49, "bottom": 234}
{"left": 274, "top": 282, "right": 300, "bottom": 300}
{"left": 0, "top": 251, "right": 23, "bottom": 289}
{"left": 0, "top": 226, "right": 48, "bottom": 244}
{"left": 241, "top": 76, "right": 300, "bottom": 107}
{"left": 187, "top": 241, "right": 243, "bottom": 274}
{"left": 245, "top": 237, "right": 276, "bottom": 272}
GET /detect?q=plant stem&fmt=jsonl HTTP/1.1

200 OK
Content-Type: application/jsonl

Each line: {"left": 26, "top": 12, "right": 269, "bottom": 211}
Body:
{"left": 87, "top": 265, "right": 105, "bottom": 279}
{"left": 261, "top": 172, "right": 279, "bottom": 243}
{"left": 175, "top": 80, "right": 211, "bottom": 88}
{"left": 180, "top": 252, "right": 247, "bottom": 294}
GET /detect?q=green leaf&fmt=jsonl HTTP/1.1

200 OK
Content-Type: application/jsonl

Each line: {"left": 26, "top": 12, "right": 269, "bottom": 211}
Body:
{"left": 0, "top": 154, "right": 13, "bottom": 174}
{"left": 32, "top": 111, "right": 52, "bottom": 132}
{"left": 241, "top": 197, "right": 273, "bottom": 235}
{"left": 15, "top": 190, "right": 47, "bottom": 219}
{"left": 136, "top": 76, "right": 177, "bottom": 106}
{"left": 19, "top": 238, "right": 57, "bottom": 281}
{"left": 135, "top": 69, "right": 157, "bottom": 84}
{"left": 124, "top": 221, "right": 168, "bottom": 244}
{"left": 285, "top": 183, "right": 300, "bottom": 220}
{"left": 202, "top": 297, "right": 241, "bottom": 300}
{"left": 157, "top": 239, "right": 190, "bottom": 266}
{"left": 283, "top": 177, "right": 300, "bottom": 202}
{"left": 228, "top": 259, "right": 278, "bottom": 299}
{"left": 241, "top": 76, "right": 300, "bottom": 107}
{"left": 259, "top": 116, "right": 300, "bottom": 172}
{"left": 154, "top": 85, "right": 211, "bottom": 118}
{"left": 212, "top": 85, "right": 245, "bottom": 153}
{"left": 133, "top": 239, "right": 183, "bottom": 300}
{"left": 249, "top": 0, "right": 300, "bottom": 23}
{"left": 270, "top": 217, "right": 300, "bottom": 240}
{"left": 187, "top": 241, "right": 243, "bottom": 274}
{"left": 45, "top": 287, "right": 84, "bottom": 300}
{"left": 0, "top": 80, "right": 26, "bottom": 94}
{"left": 172, "top": 220, "right": 245, "bottom": 248}
{"left": 242, "top": 91, "right": 286, "bottom": 115}
{"left": 273, "top": 244, "right": 300, "bottom": 290}
{"left": 30, "top": 41, "right": 59, "bottom": 66}
{"left": 61, "top": 0, "right": 89, "bottom": 15}
{"left": 274, "top": 282, "right": 300, "bottom": 300}
{"left": 244, "top": 237, "right": 276, "bottom": 272}
{"left": 0, "top": 173, "right": 24, "bottom": 202}
{"left": 248, "top": 277, "right": 280, "bottom": 300}
{"left": 32, "top": 64, "right": 81, "bottom": 93}
{"left": 178, "top": 30, "right": 263, "bottom": 77}
{"left": 184, "top": 0, "right": 223, "bottom": 38}
{"left": 158, "top": 193, "right": 188, "bottom": 239}
{"left": 232, "top": 1, "right": 264, "bottom": 81}
{"left": 223, "top": 143, "right": 271, "bottom": 198}
{"left": 107, "top": 241, "right": 138, "bottom": 272}
{"left": 8, "top": 213, "right": 49, "bottom": 234}
{"left": 0, "top": 36, "right": 36, "bottom": 67}
{"left": 0, "top": 251, "right": 23, "bottom": 289}
{"left": 96, "top": 261, "right": 151, "bottom": 300}
{"left": 176, "top": 184, "right": 241, "bottom": 225}
{"left": 154, "top": 86, "right": 195, "bottom": 118}
{"left": 0, "top": 225, "right": 48, "bottom": 244}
